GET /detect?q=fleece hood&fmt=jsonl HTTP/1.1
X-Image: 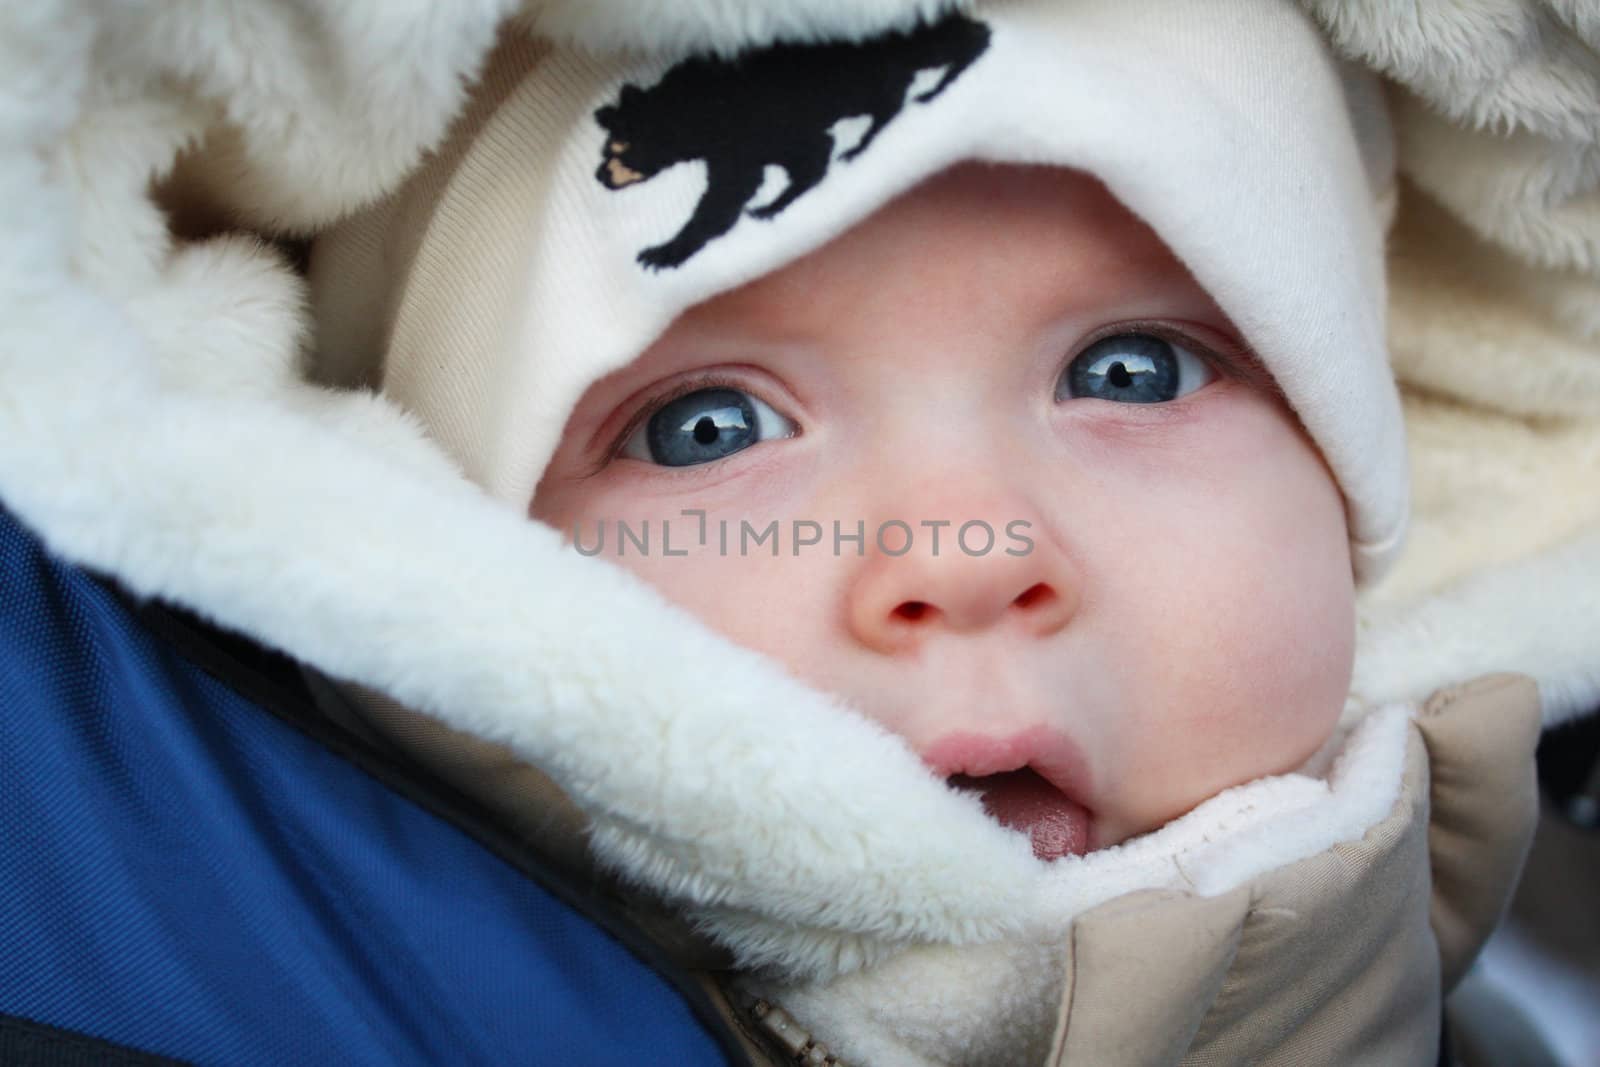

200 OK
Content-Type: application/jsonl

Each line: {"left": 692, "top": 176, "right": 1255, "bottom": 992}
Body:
{"left": 1, "top": 0, "right": 1597, "bottom": 1062}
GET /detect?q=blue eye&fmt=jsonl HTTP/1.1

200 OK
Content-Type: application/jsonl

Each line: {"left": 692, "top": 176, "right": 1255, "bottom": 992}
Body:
{"left": 621, "top": 386, "right": 795, "bottom": 467}
{"left": 1055, "top": 333, "right": 1213, "bottom": 404}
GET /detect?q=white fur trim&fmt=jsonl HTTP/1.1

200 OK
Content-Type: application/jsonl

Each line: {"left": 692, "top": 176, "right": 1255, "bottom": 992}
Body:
{"left": 128, "top": 0, "right": 515, "bottom": 232}
{"left": 1306, "top": 1, "right": 1600, "bottom": 280}
{"left": 521, "top": 0, "right": 968, "bottom": 56}
{"left": 1358, "top": 527, "right": 1600, "bottom": 727}
{"left": 1308, "top": 0, "right": 1600, "bottom": 729}
{"left": 1302, "top": 0, "right": 1600, "bottom": 142}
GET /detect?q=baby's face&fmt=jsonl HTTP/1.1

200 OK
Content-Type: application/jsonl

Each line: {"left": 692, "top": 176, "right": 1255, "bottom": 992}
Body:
{"left": 534, "top": 164, "right": 1354, "bottom": 859}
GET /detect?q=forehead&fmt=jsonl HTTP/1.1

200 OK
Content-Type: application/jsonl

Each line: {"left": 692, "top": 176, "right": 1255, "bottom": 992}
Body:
{"left": 670, "top": 163, "right": 1219, "bottom": 336}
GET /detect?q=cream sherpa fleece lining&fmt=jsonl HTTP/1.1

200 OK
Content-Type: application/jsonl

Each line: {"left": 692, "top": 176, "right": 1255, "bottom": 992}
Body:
{"left": 0, "top": 0, "right": 1596, "bottom": 991}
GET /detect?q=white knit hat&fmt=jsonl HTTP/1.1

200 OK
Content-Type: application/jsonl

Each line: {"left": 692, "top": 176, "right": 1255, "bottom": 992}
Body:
{"left": 310, "top": 0, "right": 1407, "bottom": 580}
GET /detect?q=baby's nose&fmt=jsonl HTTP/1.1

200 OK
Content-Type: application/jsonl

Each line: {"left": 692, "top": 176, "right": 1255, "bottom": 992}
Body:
{"left": 846, "top": 521, "right": 1077, "bottom": 654}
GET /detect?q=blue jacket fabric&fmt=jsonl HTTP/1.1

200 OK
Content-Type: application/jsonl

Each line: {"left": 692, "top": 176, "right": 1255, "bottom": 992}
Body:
{"left": 0, "top": 503, "right": 736, "bottom": 1066}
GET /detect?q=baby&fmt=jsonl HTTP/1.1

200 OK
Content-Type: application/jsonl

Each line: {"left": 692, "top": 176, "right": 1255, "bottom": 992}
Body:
{"left": 308, "top": 1, "right": 1517, "bottom": 1061}
{"left": 530, "top": 161, "right": 1356, "bottom": 861}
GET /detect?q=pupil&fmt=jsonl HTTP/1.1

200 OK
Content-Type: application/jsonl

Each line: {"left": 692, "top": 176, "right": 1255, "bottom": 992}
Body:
{"left": 1108, "top": 361, "right": 1132, "bottom": 388}
{"left": 693, "top": 416, "right": 719, "bottom": 444}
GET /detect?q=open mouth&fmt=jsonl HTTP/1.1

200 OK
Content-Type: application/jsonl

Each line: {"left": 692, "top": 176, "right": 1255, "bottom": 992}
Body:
{"left": 950, "top": 768, "right": 1092, "bottom": 861}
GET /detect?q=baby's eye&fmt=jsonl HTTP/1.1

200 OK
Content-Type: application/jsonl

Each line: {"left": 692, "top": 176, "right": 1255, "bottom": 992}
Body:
{"left": 1054, "top": 333, "right": 1214, "bottom": 405}
{"left": 621, "top": 386, "right": 796, "bottom": 467}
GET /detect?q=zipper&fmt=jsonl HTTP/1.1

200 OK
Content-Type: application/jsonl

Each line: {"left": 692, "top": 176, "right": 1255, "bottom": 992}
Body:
{"left": 744, "top": 997, "right": 849, "bottom": 1066}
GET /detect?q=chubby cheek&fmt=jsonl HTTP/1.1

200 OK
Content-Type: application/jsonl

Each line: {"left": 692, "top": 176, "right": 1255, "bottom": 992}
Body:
{"left": 532, "top": 484, "right": 834, "bottom": 675}
{"left": 626, "top": 548, "right": 830, "bottom": 668}
{"left": 1090, "top": 395, "right": 1355, "bottom": 839}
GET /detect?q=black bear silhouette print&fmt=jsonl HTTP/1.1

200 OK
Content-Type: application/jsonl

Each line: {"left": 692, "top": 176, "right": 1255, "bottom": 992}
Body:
{"left": 594, "top": 14, "right": 992, "bottom": 270}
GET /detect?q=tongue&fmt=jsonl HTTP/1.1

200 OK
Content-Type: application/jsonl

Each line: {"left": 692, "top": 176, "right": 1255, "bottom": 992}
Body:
{"left": 952, "top": 769, "right": 1090, "bottom": 861}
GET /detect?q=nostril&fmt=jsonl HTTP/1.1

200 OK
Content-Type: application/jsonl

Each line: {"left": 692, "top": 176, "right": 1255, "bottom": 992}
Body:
{"left": 894, "top": 600, "right": 932, "bottom": 622}
{"left": 1013, "top": 583, "right": 1055, "bottom": 610}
